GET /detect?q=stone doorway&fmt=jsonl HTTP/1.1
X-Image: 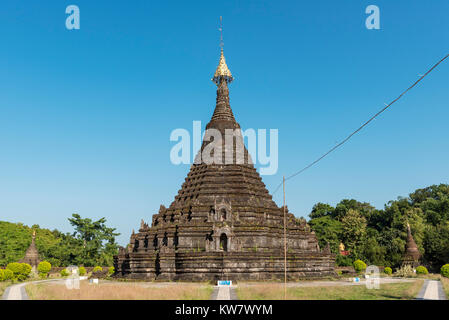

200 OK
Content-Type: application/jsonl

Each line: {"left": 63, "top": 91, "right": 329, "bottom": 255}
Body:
{"left": 220, "top": 208, "right": 227, "bottom": 221}
{"left": 220, "top": 233, "right": 228, "bottom": 251}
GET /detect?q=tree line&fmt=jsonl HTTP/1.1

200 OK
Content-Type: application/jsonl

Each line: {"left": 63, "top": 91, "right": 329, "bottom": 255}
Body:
{"left": 2, "top": 184, "right": 448, "bottom": 270}
{"left": 0, "top": 214, "right": 119, "bottom": 267}
{"left": 307, "top": 184, "right": 449, "bottom": 271}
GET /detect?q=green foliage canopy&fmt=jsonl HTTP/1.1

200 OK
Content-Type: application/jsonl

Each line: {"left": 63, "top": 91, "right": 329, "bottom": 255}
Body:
{"left": 68, "top": 214, "right": 120, "bottom": 267}
{"left": 309, "top": 184, "right": 449, "bottom": 270}
{"left": 0, "top": 214, "right": 120, "bottom": 267}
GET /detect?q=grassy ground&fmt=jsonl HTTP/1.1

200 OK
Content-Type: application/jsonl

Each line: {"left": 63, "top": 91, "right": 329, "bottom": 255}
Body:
{"left": 237, "top": 280, "right": 424, "bottom": 300}
{"left": 0, "top": 281, "right": 13, "bottom": 297}
{"left": 26, "top": 281, "right": 213, "bottom": 300}
{"left": 440, "top": 276, "right": 449, "bottom": 297}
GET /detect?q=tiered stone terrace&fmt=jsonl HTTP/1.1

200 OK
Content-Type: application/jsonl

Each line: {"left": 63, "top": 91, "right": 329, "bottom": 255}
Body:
{"left": 114, "top": 50, "right": 336, "bottom": 281}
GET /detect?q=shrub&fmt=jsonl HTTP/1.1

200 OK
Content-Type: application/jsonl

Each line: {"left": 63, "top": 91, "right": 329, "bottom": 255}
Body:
{"left": 78, "top": 267, "right": 86, "bottom": 276}
{"left": 395, "top": 265, "right": 415, "bottom": 278}
{"left": 6, "top": 262, "right": 32, "bottom": 281}
{"left": 416, "top": 266, "right": 428, "bottom": 275}
{"left": 336, "top": 255, "right": 353, "bottom": 267}
{"left": 60, "top": 269, "right": 69, "bottom": 277}
{"left": 3, "top": 269, "right": 13, "bottom": 281}
{"left": 108, "top": 266, "right": 115, "bottom": 275}
{"left": 384, "top": 267, "right": 392, "bottom": 275}
{"left": 37, "top": 261, "right": 51, "bottom": 278}
{"left": 93, "top": 266, "right": 103, "bottom": 273}
{"left": 441, "top": 264, "right": 449, "bottom": 278}
{"left": 6, "top": 263, "right": 21, "bottom": 277}
{"left": 20, "top": 263, "right": 32, "bottom": 278}
{"left": 0, "top": 269, "right": 14, "bottom": 281}
{"left": 353, "top": 260, "right": 367, "bottom": 273}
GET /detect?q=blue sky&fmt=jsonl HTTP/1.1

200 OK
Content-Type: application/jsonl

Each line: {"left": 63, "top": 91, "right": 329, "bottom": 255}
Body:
{"left": 0, "top": 0, "right": 448, "bottom": 245}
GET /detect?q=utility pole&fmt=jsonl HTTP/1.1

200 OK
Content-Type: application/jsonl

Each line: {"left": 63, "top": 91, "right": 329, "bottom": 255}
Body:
{"left": 283, "top": 176, "right": 287, "bottom": 300}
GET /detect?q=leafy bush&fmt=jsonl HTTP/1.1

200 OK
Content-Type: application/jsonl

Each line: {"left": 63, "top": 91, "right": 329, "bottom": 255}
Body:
{"left": 395, "top": 265, "right": 415, "bottom": 278}
{"left": 441, "top": 264, "right": 449, "bottom": 278}
{"left": 6, "top": 262, "right": 32, "bottom": 281}
{"left": 21, "top": 263, "right": 32, "bottom": 279}
{"left": 93, "top": 266, "right": 103, "bottom": 273}
{"left": 353, "top": 260, "right": 367, "bottom": 272}
{"left": 0, "top": 268, "right": 14, "bottom": 281}
{"left": 384, "top": 267, "right": 392, "bottom": 275}
{"left": 6, "top": 263, "right": 21, "bottom": 276}
{"left": 78, "top": 266, "right": 86, "bottom": 276}
{"left": 37, "top": 261, "right": 51, "bottom": 278}
{"left": 416, "top": 266, "right": 428, "bottom": 275}
{"left": 60, "top": 269, "right": 69, "bottom": 277}
{"left": 108, "top": 266, "right": 115, "bottom": 275}
{"left": 336, "top": 255, "right": 353, "bottom": 267}
{"left": 3, "top": 269, "right": 13, "bottom": 280}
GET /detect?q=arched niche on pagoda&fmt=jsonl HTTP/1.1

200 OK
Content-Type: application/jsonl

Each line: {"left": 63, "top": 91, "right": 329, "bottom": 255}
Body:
{"left": 213, "top": 226, "right": 233, "bottom": 252}
{"left": 209, "top": 198, "right": 235, "bottom": 222}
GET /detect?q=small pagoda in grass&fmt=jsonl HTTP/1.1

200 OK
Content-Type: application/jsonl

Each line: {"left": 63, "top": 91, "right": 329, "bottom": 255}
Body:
{"left": 19, "top": 230, "right": 40, "bottom": 271}
{"left": 401, "top": 223, "right": 421, "bottom": 268}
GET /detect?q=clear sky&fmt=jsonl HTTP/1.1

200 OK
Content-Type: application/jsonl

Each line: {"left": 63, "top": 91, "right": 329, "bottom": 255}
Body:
{"left": 1, "top": 0, "right": 448, "bottom": 245}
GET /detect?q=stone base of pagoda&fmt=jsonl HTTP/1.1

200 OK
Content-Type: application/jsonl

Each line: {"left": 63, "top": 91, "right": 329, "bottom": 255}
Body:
{"left": 113, "top": 251, "right": 336, "bottom": 281}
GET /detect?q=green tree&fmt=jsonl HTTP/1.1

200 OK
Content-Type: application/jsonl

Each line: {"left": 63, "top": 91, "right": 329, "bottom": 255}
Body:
{"left": 68, "top": 214, "right": 120, "bottom": 266}
{"left": 341, "top": 209, "right": 367, "bottom": 258}
{"left": 361, "top": 233, "right": 386, "bottom": 266}
{"left": 309, "top": 203, "right": 334, "bottom": 219}
{"left": 333, "top": 199, "right": 376, "bottom": 221}
{"left": 423, "top": 222, "right": 449, "bottom": 270}
{"left": 309, "top": 216, "right": 342, "bottom": 253}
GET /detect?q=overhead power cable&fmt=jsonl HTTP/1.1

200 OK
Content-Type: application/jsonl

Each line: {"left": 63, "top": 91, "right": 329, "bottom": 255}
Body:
{"left": 272, "top": 53, "right": 449, "bottom": 196}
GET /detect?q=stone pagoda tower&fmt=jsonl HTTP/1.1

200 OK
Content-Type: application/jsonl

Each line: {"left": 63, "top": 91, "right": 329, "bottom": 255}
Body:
{"left": 402, "top": 223, "right": 421, "bottom": 267}
{"left": 20, "top": 230, "right": 40, "bottom": 269}
{"left": 114, "top": 47, "right": 336, "bottom": 281}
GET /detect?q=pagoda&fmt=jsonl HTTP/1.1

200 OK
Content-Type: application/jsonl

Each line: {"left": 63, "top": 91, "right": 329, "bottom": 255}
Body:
{"left": 402, "top": 223, "right": 421, "bottom": 267}
{"left": 19, "top": 230, "right": 40, "bottom": 269}
{"left": 114, "top": 47, "right": 336, "bottom": 281}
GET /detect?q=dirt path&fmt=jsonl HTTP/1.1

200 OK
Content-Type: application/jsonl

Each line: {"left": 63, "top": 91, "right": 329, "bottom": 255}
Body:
{"left": 2, "top": 279, "right": 66, "bottom": 300}
{"left": 211, "top": 286, "right": 238, "bottom": 300}
{"left": 416, "top": 280, "right": 447, "bottom": 300}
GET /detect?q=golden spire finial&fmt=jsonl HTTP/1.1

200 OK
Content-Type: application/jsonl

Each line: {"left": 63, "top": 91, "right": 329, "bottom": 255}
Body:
{"left": 212, "top": 17, "right": 233, "bottom": 85}
{"left": 219, "top": 16, "right": 224, "bottom": 50}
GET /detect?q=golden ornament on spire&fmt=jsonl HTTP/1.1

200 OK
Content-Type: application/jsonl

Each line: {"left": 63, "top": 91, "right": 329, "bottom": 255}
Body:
{"left": 212, "top": 49, "right": 233, "bottom": 85}
{"left": 212, "top": 16, "right": 233, "bottom": 85}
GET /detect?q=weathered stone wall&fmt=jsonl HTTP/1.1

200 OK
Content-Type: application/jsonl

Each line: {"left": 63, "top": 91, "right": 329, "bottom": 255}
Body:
{"left": 115, "top": 251, "right": 335, "bottom": 281}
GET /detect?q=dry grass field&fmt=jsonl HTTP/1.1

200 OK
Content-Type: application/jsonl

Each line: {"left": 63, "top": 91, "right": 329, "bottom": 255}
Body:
{"left": 0, "top": 281, "right": 12, "bottom": 297}
{"left": 26, "top": 281, "right": 213, "bottom": 300}
{"left": 236, "top": 280, "right": 424, "bottom": 300}
{"left": 441, "top": 276, "right": 449, "bottom": 297}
